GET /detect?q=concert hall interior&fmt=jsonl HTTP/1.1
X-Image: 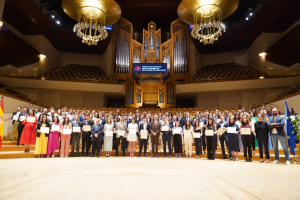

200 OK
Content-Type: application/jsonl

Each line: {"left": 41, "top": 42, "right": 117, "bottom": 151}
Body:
{"left": 0, "top": 0, "right": 300, "bottom": 199}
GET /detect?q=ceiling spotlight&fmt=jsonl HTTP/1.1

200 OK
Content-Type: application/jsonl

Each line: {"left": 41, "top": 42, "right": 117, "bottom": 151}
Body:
{"left": 249, "top": 12, "right": 253, "bottom": 16}
{"left": 39, "top": 54, "right": 46, "bottom": 59}
{"left": 56, "top": 20, "right": 60, "bottom": 24}
{"left": 246, "top": 17, "right": 249, "bottom": 20}
{"left": 259, "top": 52, "right": 267, "bottom": 57}
{"left": 51, "top": 15, "right": 55, "bottom": 18}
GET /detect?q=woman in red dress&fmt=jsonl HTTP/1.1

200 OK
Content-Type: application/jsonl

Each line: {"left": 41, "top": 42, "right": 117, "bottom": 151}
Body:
{"left": 20, "top": 109, "right": 38, "bottom": 152}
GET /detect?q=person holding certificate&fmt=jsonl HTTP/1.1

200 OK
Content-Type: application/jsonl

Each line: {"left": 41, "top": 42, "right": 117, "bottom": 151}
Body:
{"left": 255, "top": 113, "right": 270, "bottom": 163}
{"left": 104, "top": 117, "right": 114, "bottom": 157}
{"left": 217, "top": 115, "right": 230, "bottom": 160}
{"left": 127, "top": 117, "right": 138, "bottom": 157}
{"left": 115, "top": 116, "right": 128, "bottom": 157}
{"left": 204, "top": 118, "right": 216, "bottom": 160}
{"left": 240, "top": 116, "right": 253, "bottom": 162}
{"left": 71, "top": 116, "right": 82, "bottom": 157}
{"left": 60, "top": 117, "right": 72, "bottom": 157}
{"left": 20, "top": 109, "right": 38, "bottom": 153}
{"left": 46, "top": 116, "right": 60, "bottom": 157}
{"left": 81, "top": 115, "right": 93, "bottom": 157}
{"left": 150, "top": 115, "right": 162, "bottom": 158}
{"left": 138, "top": 117, "right": 150, "bottom": 157}
{"left": 172, "top": 121, "right": 182, "bottom": 158}
{"left": 11, "top": 106, "right": 22, "bottom": 141}
{"left": 227, "top": 116, "right": 240, "bottom": 161}
{"left": 91, "top": 119, "right": 104, "bottom": 157}
{"left": 35, "top": 115, "right": 50, "bottom": 158}
{"left": 161, "top": 118, "right": 172, "bottom": 158}
{"left": 193, "top": 120, "right": 202, "bottom": 159}
{"left": 183, "top": 120, "right": 193, "bottom": 158}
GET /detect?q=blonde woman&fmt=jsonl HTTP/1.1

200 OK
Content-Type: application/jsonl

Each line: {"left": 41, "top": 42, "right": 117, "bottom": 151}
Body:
{"left": 103, "top": 117, "right": 114, "bottom": 157}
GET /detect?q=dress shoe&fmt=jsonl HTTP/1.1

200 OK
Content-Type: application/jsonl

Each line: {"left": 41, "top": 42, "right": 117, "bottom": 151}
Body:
{"left": 144, "top": 154, "right": 148, "bottom": 157}
{"left": 80, "top": 154, "right": 84, "bottom": 157}
{"left": 163, "top": 155, "right": 166, "bottom": 158}
{"left": 115, "top": 154, "right": 118, "bottom": 157}
{"left": 76, "top": 154, "right": 80, "bottom": 157}
{"left": 249, "top": 158, "right": 252, "bottom": 162}
{"left": 90, "top": 155, "right": 94, "bottom": 157}
{"left": 123, "top": 155, "right": 126, "bottom": 157}
{"left": 230, "top": 157, "right": 233, "bottom": 160}
{"left": 156, "top": 155, "right": 159, "bottom": 158}
{"left": 245, "top": 158, "right": 249, "bottom": 162}
{"left": 137, "top": 154, "right": 140, "bottom": 157}
{"left": 222, "top": 157, "right": 226, "bottom": 159}
{"left": 70, "top": 154, "right": 74, "bottom": 157}
{"left": 152, "top": 155, "right": 154, "bottom": 158}
{"left": 97, "top": 154, "right": 100, "bottom": 157}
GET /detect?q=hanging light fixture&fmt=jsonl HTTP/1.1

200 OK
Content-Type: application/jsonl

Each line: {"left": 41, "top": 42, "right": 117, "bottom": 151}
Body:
{"left": 62, "top": 0, "right": 121, "bottom": 46}
{"left": 178, "top": 0, "right": 239, "bottom": 45}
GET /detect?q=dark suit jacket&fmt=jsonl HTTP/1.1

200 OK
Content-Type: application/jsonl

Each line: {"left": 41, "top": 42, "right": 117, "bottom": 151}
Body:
{"left": 180, "top": 117, "right": 194, "bottom": 128}
{"left": 217, "top": 121, "right": 229, "bottom": 138}
{"left": 161, "top": 124, "right": 172, "bottom": 141}
{"left": 18, "top": 112, "right": 27, "bottom": 126}
{"left": 268, "top": 115, "right": 285, "bottom": 136}
{"left": 82, "top": 120, "right": 94, "bottom": 135}
{"left": 99, "top": 118, "right": 106, "bottom": 125}
{"left": 91, "top": 124, "right": 104, "bottom": 141}
{"left": 79, "top": 115, "right": 86, "bottom": 123}
{"left": 36, "top": 122, "right": 50, "bottom": 137}
{"left": 139, "top": 122, "right": 150, "bottom": 139}
{"left": 150, "top": 121, "right": 161, "bottom": 136}
{"left": 11, "top": 111, "right": 19, "bottom": 124}
{"left": 169, "top": 121, "right": 176, "bottom": 129}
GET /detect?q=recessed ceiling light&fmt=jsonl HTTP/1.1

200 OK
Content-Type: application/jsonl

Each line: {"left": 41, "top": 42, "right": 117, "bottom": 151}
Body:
{"left": 249, "top": 12, "right": 253, "bottom": 16}
{"left": 246, "top": 17, "right": 249, "bottom": 20}
{"left": 56, "top": 21, "right": 60, "bottom": 24}
{"left": 51, "top": 15, "right": 55, "bottom": 18}
{"left": 39, "top": 54, "right": 46, "bottom": 59}
{"left": 259, "top": 52, "right": 267, "bottom": 57}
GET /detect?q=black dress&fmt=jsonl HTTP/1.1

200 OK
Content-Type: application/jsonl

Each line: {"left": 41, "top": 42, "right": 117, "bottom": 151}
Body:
{"left": 227, "top": 124, "right": 240, "bottom": 152}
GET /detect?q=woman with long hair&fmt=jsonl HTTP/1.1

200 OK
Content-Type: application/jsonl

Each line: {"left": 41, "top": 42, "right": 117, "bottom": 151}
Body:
{"left": 127, "top": 117, "right": 138, "bottom": 157}
{"left": 20, "top": 109, "right": 38, "bottom": 153}
{"left": 47, "top": 116, "right": 60, "bottom": 157}
{"left": 60, "top": 117, "right": 72, "bottom": 157}
{"left": 255, "top": 113, "right": 270, "bottom": 163}
{"left": 240, "top": 116, "right": 253, "bottom": 162}
{"left": 205, "top": 118, "right": 216, "bottom": 160}
{"left": 194, "top": 120, "right": 202, "bottom": 159}
{"left": 172, "top": 121, "right": 182, "bottom": 158}
{"left": 104, "top": 117, "right": 114, "bottom": 157}
{"left": 227, "top": 116, "right": 240, "bottom": 161}
{"left": 35, "top": 115, "right": 50, "bottom": 158}
{"left": 234, "top": 113, "right": 243, "bottom": 153}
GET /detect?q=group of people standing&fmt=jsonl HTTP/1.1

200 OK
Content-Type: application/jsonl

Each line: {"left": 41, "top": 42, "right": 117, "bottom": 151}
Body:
{"left": 10, "top": 104, "right": 295, "bottom": 164}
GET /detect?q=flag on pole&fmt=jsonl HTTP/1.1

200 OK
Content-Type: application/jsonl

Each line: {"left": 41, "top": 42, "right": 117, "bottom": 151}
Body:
{"left": 285, "top": 100, "right": 296, "bottom": 155}
{"left": 0, "top": 97, "right": 4, "bottom": 148}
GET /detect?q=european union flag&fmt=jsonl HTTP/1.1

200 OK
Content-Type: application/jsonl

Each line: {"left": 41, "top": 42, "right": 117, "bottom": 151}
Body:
{"left": 285, "top": 100, "right": 296, "bottom": 155}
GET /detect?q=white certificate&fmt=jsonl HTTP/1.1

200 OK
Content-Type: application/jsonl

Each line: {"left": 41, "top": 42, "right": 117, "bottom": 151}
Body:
{"left": 73, "top": 127, "right": 81, "bottom": 132}
{"left": 200, "top": 122, "right": 204, "bottom": 127}
{"left": 241, "top": 128, "right": 251, "bottom": 135}
{"left": 129, "top": 129, "right": 136, "bottom": 134}
{"left": 106, "top": 130, "right": 113, "bottom": 137}
{"left": 217, "top": 128, "right": 226, "bottom": 135}
{"left": 184, "top": 130, "right": 191, "bottom": 136}
{"left": 118, "top": 130, "right": 125, "bottom": 136}
{"left": 63, "top": 129, "right": 72, "bottom": 134}
{"left": 193, "top": 133, "right": 201, "bottom": 138}
{"left": 173, "top": 128, "right": 180, "bottom": 134}
{"left": 140, "top": 130, "right": 148, "bottom": 139}
{"left": 205, "top": 130, "right": 214, "bottom": 136}
{"left": 13, "top": 115, "right": 18, "bottom": 121}
{"left": 19, "top": 116, "right": 25, "bottom": 121}
{"left": 83, "top": 125, "right": 91, "bottom": 131}
{"left": 162, "top": 125, "right": 169, "bottom": 131}
{"left": 51, "top": 124, "right": 60, "bottom": 131}
{"left": 217, "top": 119, "right": 221, "bottom": 123}
{"left": 27, "top": 116, "right": 36, "bottom": 123}
{"left": 227, "top": 127, "right": 236, "bottom": 133}
{"left": 40, "top": 127, "right": 49, "bottom": 133}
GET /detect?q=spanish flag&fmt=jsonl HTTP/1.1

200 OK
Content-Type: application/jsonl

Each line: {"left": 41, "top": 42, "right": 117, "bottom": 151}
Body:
{"left": 0, "top": 97, "right": 3, "bottom": 148}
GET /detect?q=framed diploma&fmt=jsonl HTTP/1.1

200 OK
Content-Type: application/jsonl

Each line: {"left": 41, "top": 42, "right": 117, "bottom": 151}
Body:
{"left": 19, "top": 116, "right": 25, "bottom": 121}
{"left": 173, "top": 128, "right": 180, "bottom": 134}
{"left": 63, "top": 129, "right": 72, "bottom": 134}
{"left": 27, "top": 116, "right": 36, "bottom": 123}
{"left": 118, "top": 130, "right": 125, "bottom": 136}
{"left": 205, "top": 130, "right": 214, "bottom": 136}
{"left": 193, "top": 133, "right": 201, "bottom": 138}
{"left": 140, "top": 130, "right": 148, "bottom": 139}
{"left": 162, "top": 126, "right": 169, "bottom": 131}
{"left": 227, "top": 127, "right": 236, "bottom": 134}
{"left": 106, "top": 130, "right": 113, "bottom": 136}
{"left": 83, "top": 125, "right": 91, "bottom": 131}
{"left": 241, "top": 128, "right": 251, "bottom": 135}
{"left": 51, "top": 124, "right": 60, "bottom": 131}
{"left": 184, "top": 130, "right": 191, "bottom": 136}
{"left": 40, "top": 127, "right": 49, "bottom": 133}
{"left": 13, "top": 115, "right": 18, "bottom": 121}
{"left": 73, "top": 127, "right": 81, "bottom": 132}
{"left": 217, "top": 128, "right": 226, "bottom": 135}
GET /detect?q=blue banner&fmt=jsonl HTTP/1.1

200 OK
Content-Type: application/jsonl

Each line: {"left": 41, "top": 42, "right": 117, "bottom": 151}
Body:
{"left": 285, "top": 100, "right": 296, "bottom": 155}
{"left": 133, "top": 63, "right": 167, "bottom": 73}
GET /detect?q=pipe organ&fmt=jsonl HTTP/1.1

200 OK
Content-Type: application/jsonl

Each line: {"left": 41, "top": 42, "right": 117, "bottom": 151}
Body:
{"left": 114, "top": 18, "right": 189, "bottom": 108}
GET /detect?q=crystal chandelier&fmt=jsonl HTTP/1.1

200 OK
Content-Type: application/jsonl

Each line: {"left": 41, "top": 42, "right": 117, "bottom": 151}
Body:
{"left": 191, "top": 4, "right": 225, "bottom": 45}
{"left": 73, "top": 6, "right": 108, "bottom": 46}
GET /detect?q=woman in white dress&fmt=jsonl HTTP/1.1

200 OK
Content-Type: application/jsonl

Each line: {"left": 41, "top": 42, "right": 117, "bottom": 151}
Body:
{"left": 128, "top": 117, "right": 138, "bottom": 157}
{"left": 104, "top": 117, "right": 114, "bottom": 157}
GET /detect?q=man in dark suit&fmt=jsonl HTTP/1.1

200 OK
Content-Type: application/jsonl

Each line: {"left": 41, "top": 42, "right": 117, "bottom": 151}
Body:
{"left": 11, "top": 106, "right": 22, "bottom": 141}
{"left": 150, "top": 115, "right": 161, "bottom": 158}
{"left": 71, "top": 116, "right": 82, "bottom": 157}
{"left": 138, "top": 117, "right": 150, "bottom": 157}
{"left": 17, "top": 107, "right": 27, "bottom": 145}
{"left": 217, "top": 115, "right": 231, "bottom": 159}
{"left": 91, "top": 119, "right": 104, "bottom": 157}
{"left": 268, "top": 108, "right": 289, "bottom": 164}
{"left": 99, "top": 113, "right": 106, "bottom": 125}
{"left": 81, "top": 115, "right": 94, "bottom": 156}
{"left": 180, "top": 112, "right": 194, "bottom": 128}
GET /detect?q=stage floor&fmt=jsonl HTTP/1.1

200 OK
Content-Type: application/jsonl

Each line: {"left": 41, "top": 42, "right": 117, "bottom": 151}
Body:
{"left": 0, "top": 157, "right": 299, "bottom": 200}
